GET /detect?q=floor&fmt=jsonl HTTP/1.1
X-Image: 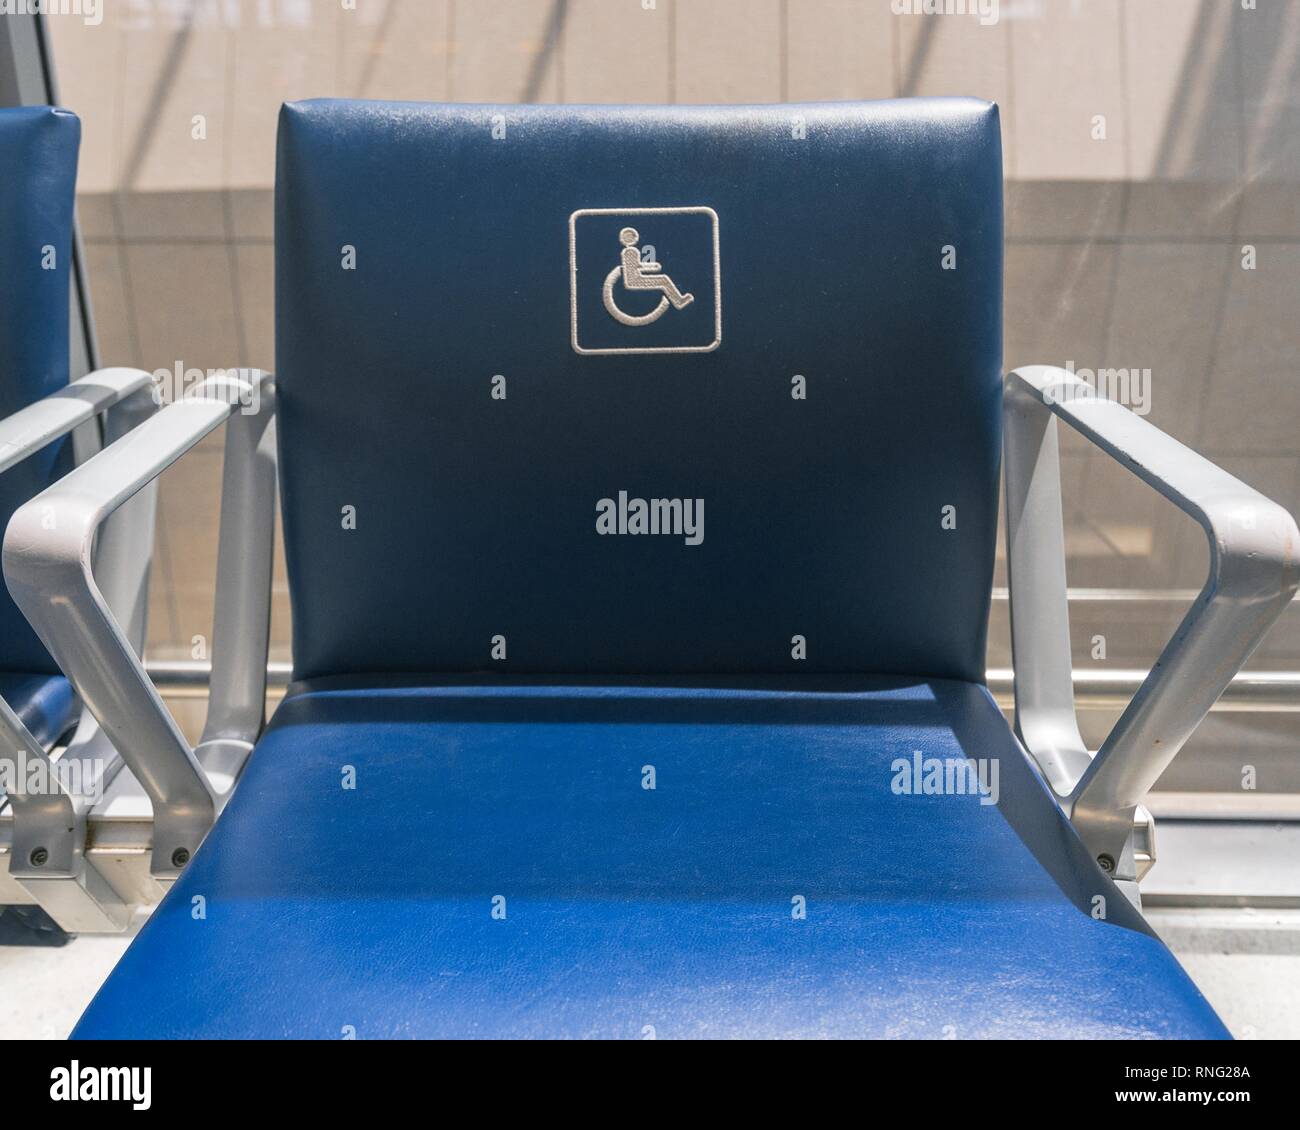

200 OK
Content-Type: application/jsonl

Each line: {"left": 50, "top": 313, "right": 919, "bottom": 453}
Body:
{"left": 0, "top": 913, "right": 134, "bottom": 1041}
{"left": 1142, "top": 909, "right": 1300, "bottom": 1041}
{"left": 2, "top": 905, "right": 1296, "bottom": 1040}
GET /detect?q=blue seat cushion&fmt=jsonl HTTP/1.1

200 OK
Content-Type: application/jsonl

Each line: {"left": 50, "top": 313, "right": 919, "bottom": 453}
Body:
{"left": 74, "top": 677, "right": 1225, "bottom": 1039}
{"left": 0, "top": 673, "right": 76, "bottom": 750}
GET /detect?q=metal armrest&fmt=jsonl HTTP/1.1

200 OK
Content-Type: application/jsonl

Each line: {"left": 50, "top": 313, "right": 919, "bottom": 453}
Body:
{"left": 0, "top": 367, "right": 154, "bottom": 475}
{"left": 0, "top": 369, "right": 159, "bottom": 929}
{"left": 4, "top": 370, "right": 276, "bottom": 879}
{"left": 0, "top": 371, "right": 160, "bottom": 659}
{"left": 0, "top": 369, "right": 157, "bottom": 830}
{"left": 1004, "top": 365, "right": 1300, "bottom": 877}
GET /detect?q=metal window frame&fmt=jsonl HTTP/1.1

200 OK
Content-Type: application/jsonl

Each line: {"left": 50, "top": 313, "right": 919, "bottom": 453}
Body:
{"left": 1004, "top": 365, "right": 1300, "bottom": 879}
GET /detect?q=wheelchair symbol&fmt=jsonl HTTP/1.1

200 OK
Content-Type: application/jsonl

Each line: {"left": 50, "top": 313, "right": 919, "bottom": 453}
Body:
{"left": 602, "top": 226, "right": 695, "bottom": 326}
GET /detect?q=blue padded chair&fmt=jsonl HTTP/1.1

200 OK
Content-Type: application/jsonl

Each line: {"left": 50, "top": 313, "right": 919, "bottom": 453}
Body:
{"left": 0, "top": 107, "right": 159, "bottom": 932}
{"left": 0, "top": 107, "right": 83, "bottom": 749}
{"left": 32, "top": 98, "right": 1293, "bottom": 1037}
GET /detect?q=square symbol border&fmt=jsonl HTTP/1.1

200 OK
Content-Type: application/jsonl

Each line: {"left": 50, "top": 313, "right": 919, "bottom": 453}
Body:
{"left": 569, "top": 206, "right": 722, "bottom": 356}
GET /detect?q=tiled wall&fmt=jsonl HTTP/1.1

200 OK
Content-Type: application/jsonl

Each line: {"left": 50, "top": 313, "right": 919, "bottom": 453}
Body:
{"left": 45, "top": 0, "right": 1300, "bottom": 692}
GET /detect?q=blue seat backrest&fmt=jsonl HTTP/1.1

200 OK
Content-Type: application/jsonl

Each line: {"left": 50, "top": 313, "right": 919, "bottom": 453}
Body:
{"left": 0, "top": 106, "right": 79, "bottom": 675}
{"left": 275, "top": 99, "right": 1003, "bottom": 682}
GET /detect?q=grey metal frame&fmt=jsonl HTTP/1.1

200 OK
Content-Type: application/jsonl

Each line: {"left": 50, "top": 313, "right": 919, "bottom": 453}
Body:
{"left": 4, "top": 370, "right": 277, "bottom": 884}
{"left": 1004, "top": 365, "right": 1300, "bottom": 880}
{"left": 5, "top": 361, "right": 1292, "bottom": 921}
{"left": 0, "top": 369, "right": 158, "bottom": 930}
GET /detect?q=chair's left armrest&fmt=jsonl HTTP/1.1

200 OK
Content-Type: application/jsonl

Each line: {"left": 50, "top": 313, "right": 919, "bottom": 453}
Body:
{"left": 1004, "top": 365, "right": 1300, "bottom": 875}
{"left": 3, "top": 370, "right": 276, "bottom": 878}
{"left": 0, "top": 367, "right": 156, "bottom": 476}
{"left": 0, "top": 368, "right": 158, "bottom": 869}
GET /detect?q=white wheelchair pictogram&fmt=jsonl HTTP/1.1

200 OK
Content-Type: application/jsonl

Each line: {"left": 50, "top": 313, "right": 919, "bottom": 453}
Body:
{"left": 602, "top": 226, "right": 695, "bottom": 326}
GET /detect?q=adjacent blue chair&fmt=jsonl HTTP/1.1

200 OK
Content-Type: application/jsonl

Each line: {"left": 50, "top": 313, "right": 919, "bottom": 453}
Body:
{"left": 0, "top": 107, "right": 158, "bottom": 932}
{"left": 0, "top": 107, "right": 82, "bottom": 750}
{"left": 13, "top": 99, "right": 1295, "bottom": 1037}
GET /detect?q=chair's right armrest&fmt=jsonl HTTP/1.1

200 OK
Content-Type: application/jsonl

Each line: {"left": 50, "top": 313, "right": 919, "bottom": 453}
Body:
{"left": 3, "top": 370, "right": 276, "bottom": 879}
{"left": 1004, "top": 365, "right": 1300, "bottom": 876}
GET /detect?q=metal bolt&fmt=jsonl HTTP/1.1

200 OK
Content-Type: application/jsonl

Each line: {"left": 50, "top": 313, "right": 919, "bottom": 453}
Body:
{"left": 1097, "top": 854, "right": 1116, "bottom": 874}
{"left": 29, "top": 846, "right": 48, "bottom": 867}
{"left": 171, "top": 847, "right": 191, "bottom": 868}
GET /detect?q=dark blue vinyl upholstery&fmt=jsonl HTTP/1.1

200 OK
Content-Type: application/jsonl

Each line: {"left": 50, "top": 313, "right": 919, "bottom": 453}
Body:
{"left": 274, "top": 98, "right": 1003, "bottom": 682}
{"left": 76, "top": 99, "right": 1226, "bottom": 1038}
{"left": 74, "top": 678, "right": 1225, "bottom": 1038}
{"left": 0, "top": 108, "right": 80, "bottom": 747}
